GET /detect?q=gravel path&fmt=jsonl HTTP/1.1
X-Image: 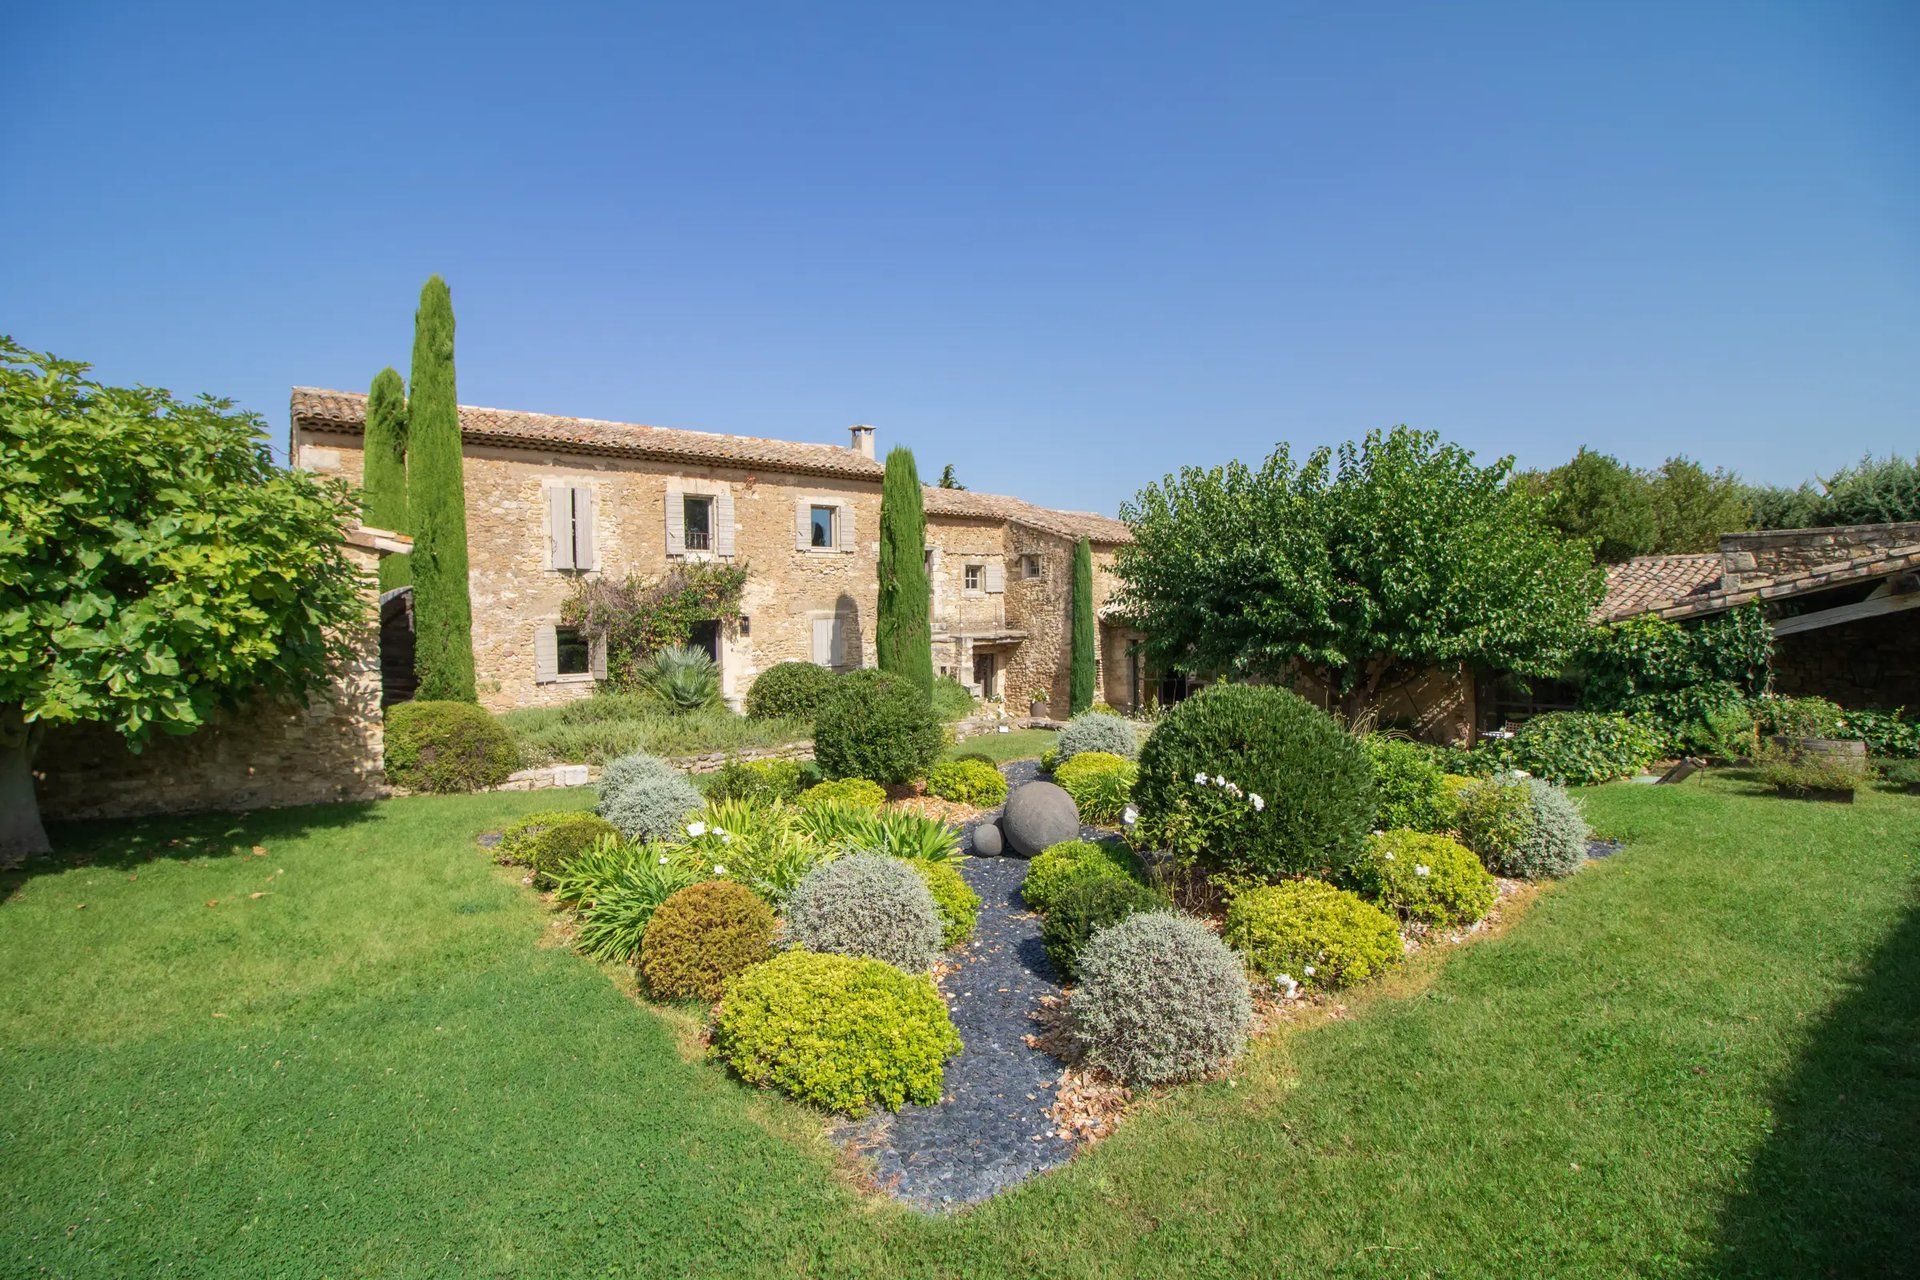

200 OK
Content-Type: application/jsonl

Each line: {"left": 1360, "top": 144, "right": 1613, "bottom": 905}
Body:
{"left": 835, "top": 770, "right": 1076, "bottom": 1210}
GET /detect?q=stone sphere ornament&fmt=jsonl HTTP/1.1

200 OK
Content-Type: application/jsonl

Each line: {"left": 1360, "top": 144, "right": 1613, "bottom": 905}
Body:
{"left": 1002, "top": 782, "right": 1081, "bottom": 857}
{"left": 970, "top": 821, "right": 1004, "bottom": 857}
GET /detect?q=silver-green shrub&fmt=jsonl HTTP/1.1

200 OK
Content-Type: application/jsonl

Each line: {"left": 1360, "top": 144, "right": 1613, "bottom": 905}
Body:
{"left": 784, "top": 854, "right": 944, "bottom": 973}
{"left": 1070, "top": 911, "right": 1252, "bottom": 1087}
{"left": 597, "top": 750, "right": 703, "bottom": 842}
{"left": 1057, "top": 711, "right": 1139, "bottom": 762}
{"left": 1509, "top": 777, "right": 1590, "bottom": 879}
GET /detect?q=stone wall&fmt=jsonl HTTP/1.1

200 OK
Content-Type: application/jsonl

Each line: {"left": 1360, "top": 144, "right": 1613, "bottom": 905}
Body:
{"left": 1772, "top": 610, "right": 1920, "bottom": 711}
{"left": 1287, "top": 664, "right": 1477, "bottom": 745}
{"left": 1721, "top": 522, "right": 1920, "bottom": 588}
{"left": 35, "top": 539, "right": 390, "bottom": 821}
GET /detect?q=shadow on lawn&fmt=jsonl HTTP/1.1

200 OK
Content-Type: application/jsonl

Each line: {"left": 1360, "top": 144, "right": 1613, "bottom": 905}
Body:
{"left": 1707, "top": 899, "right": 1920, "bottom": 1279}
{"left": 4, "top": 801, "right": 379, "bottom": 900}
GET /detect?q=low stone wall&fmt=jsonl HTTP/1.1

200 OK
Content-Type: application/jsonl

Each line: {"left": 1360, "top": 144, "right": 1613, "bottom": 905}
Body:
{"left": 482, "top": 739, "right": 818, "bottom": 795}
{"left": 1721, "top": 522, "right": 1920, "bottom": 589}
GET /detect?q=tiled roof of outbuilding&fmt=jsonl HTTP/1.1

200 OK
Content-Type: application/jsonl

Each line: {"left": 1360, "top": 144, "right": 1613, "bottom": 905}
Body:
{"left": 1596, "top": 554, "right": 1723, "bottom": 622}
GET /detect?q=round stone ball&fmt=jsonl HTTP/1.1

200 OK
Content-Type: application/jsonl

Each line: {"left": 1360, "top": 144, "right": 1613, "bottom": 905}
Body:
{"left": 1002, "top": 782, "right": 1081, "bottom": 857}
{"left": 970, "top": 821, "right": 1004, "bottom": 857}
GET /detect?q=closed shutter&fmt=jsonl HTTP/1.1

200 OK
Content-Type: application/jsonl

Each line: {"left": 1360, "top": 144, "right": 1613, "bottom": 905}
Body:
{"left": 548, "top": 487, "right": 575, "bottom": 569}
{"left": 665, "top": 489, "right": 686, "bottom": 556}
{"left": 831, "top": 613, "right": 849, "bottom": 666}
{"left": 534, "top": 623, "right": 559, "bottom": 682}
{"left": 811, "top": 617, "right": 836, "bottom": 666}
{"left": 573, "top": 487, "right": 597, "bottom": 570}
{"left": 795, "top": 499, "right": 812, "bottom": 551}
{"left": 838, "top": 502, "right": 856, "bottom": 553}
{"left": 589, "top": 634, "right": 608, "bottom": 681}
{"left": 714, "top": 489, "right": 736, "bottom": 557}
{"left": 984, "top": 560, "right": 1006, "bottom": 593}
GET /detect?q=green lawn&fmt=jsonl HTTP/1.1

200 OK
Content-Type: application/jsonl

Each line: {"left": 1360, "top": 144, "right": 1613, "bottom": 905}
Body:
{"left": 946, "top": 727, "right": 1058, "bottom": 763}
{"left": 3, "top": 773, "right": 1915, "bottom": 1277}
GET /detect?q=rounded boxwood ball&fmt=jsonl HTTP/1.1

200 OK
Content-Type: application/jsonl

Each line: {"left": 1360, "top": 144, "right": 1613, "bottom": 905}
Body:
{"left": 1003, "top": 781, "right": 1080, "bottom": 857}
{"left": 970, "top": 821, "right": 1004, "bottom": 857}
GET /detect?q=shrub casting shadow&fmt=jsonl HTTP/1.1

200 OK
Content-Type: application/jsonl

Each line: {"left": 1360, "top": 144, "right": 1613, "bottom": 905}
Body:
{"left": 1706, "top": 899, "right": 1920, "bottom": 1278}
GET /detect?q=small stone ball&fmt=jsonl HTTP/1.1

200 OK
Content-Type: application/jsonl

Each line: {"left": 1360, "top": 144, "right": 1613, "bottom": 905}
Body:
{"left": 970, "top": 821, "right": 1004, "bottom": 857}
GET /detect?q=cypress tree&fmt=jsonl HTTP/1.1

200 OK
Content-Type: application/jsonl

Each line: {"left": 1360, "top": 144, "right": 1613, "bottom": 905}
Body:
{"left": 876, "top": 446, "right": 934, "bottom": 697}
{"left": 1070, "top": 537, "right": 1097, "bottom": 714}
{"left": 362, "top": 366, "right": 410, "bottom": 592}
{"left": 406, "top": 275, "right": 477, "bottom": 702}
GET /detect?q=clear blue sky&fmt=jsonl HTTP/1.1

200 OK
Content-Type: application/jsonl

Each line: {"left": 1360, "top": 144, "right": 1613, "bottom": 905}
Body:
{"left": 4, "top": 1, "right": 1915, "bottom": 515}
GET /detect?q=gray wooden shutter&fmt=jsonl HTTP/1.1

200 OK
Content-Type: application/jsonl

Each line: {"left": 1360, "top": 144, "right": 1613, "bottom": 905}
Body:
{"left": 812, "top": 617, "right": 835, "bottom": 665}
{"left": 984, "top": 560, "right": 1006, "bottom": 593}
{"left": 665, "top": 489, "right": 686, "bottom": 556}
{"left": 838, "top": 501, "right": 856, "bottom": 553}
{"left": 589, "top": 633, "right": 608, "bottom": 681}
{"left": 534, "top": 623, "right": 559, "bottom": 682}
{"left": 831, "top": 613, "right": 849, "bottom": 666}
{"left": 573, "top": 487, "right": 597, "bottom": 570}
{"left": 795, "top": 499, "right": 812, "bottom": 551}
{"left": 548, "top": 487, "right": 575, "bottom": 569}
{"left": 714, "top": 488, "right": 736, "bottom": 557}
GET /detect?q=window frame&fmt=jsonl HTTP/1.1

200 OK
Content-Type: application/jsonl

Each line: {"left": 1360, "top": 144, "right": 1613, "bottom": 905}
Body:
{"left": 810, "top": 503, "right": 838, "bottom": 550}
{"left": 964, "top": 563, "right": 983, "bottom": 592}
{"left": 683, "top": 494, "right": 715, "bottom": 552}
{"left": 554, "top": 625, "right": 592, "bottom": 677}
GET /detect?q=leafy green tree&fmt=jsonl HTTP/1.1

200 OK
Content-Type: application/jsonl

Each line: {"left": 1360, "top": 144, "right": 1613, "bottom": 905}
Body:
{"left": 1530, "top": 447, "right": 1657, "bottom": 563}
{"left": 937, "top": 463, "right": 965, "bottom": 490}
{"left": 407, "top": 276, "right": 477, "bottom": 702}
{"left": 876, "top": 446, "right": 933, "bottom": 696}
{"left": 362, "top": 366, "right": 410, "bottom": 591}
{"left": 1115, "top": 426, "right": 1602, "bottom": 721}
{"left": 1070, "top": 537, "right": 1096, "bottom": 714}
{"left": 1749, "top": 454, "right": 1920, "bottom": 529}
{"left": 1647, "top": 455, "right": 1751, "bottom": 552}
{"left": 0, "top": 338, "right": 366, "bottom": 860}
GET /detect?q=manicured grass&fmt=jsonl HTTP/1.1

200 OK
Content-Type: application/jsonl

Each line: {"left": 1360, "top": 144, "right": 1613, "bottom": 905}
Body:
{"left": 946, "top": 727, "right": 1058, "bottom": 763}
{"left": 3, "top": 774, "right": 1914, "bottom": 1277}
{"left": 500, "top": 692, "right": 809, "bottom": 765}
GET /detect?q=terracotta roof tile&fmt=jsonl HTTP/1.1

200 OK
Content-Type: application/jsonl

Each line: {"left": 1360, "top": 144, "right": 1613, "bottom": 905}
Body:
{"left": 1597, "top": 554, "right": 1723, "bottom": 622}
{"left": 1654, "top": 544, "right": 1920, "bottom": 621}
{"left": 291, "top": 387, "right": 1131, "bottom": 545}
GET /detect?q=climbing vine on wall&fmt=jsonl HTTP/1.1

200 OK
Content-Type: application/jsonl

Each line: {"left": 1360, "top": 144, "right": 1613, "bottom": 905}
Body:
{"left": 562, "top": 563, "right": 748, "bottom": 691}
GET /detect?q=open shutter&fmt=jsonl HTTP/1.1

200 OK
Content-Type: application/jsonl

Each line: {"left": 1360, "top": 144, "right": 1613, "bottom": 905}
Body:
{"left": 984, "top": 560, "right": 1006, "bottom": 593}
{"left": 573, "top": 487, "right": 597, "bottom": 570}
{"left": 795, "top": 499, "right": 812, "bottom": 551}
{"left": 589, "top": 634, "right": 608, "bottom": 681}
{"left": 838, "top": 502, "right": 856, "bottom": 553}
{"left": 812, "top": 617, "right": 836, "bottom": 666}
{"left": 534, "top": 624, "right": 559, "bottom": 682}
{"left": 548, "top": 487, "right": 575, "bottom": 569}
{"left": 665, "top": 489, "right": 686, "bottom": 557}
{"left": 714, "top": 489, "right": 736, "bottom": 557}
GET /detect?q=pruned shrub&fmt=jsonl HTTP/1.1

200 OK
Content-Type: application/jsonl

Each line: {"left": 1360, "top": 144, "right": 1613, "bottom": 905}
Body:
{"left": 925, "top": 758, "right": 1008, "bottom": 806}
{"left": 1485, "top": 711, "right": 1661, "bottom": 786}
{"left": 598, "top": 750, "right": 704, "bottom": 842}
{"left": 1223, "top": 880, "right": 1403, "bottom": 991}
{"left": 384, "top": 700, "right": 518, "bottom": 793}
{"left": 1041, "top": 874, "right": 1166, "bottom": 981}
{"left": 1057, "top": 711, "right": 1138, "bottom": 762}
{"left": 713, "top": 951, "right": 962, "bottom": 1115}
{"left": 911, "top": 859, "right": 981, "bottom": 946}
{"left": 1070, "top": 911, "right": 1252, "bottom": 1087}
{"left": 745, "top": 661, "right": 838, "bottom": 721}
{"left": 522, "top": 814, "right": 621, "bottom": 884}
{"left": 1053, "top": 751, "right": 1137, "bottom": 825}
{"left": 813, "top": 669, "right": 944, "bottom": 785}
{"left": 1453, "top": 776, "right": 1535, "bottom": 873}
{"left": 1021, "top": 839, "right": 1143, "bottom": 916}
{"left": 1361, "top": 736, "right": 1454, "bottom": 833}
{"left": 1351, "top": 830, "right": 1496, "bottom": 926}
{"left": 1132, "top": 684, "right": 1375, "bottom": 882}
{"left": 784, "top": 854, "right": 945, "bottom": 973}
{"left": 798, "top": 777, "right": 888, "bottom": 811}
{"left": 1510, "top": 778, "right": 1591, "bottom": 878}
{"left": 706, "top": 757, "right": 807, "bottom": 805}
{"left": 493, "top": 808, "right": 594, "bottom": 866}
{"left": 638, "top": 880, "right": 777, "bottom": 1002}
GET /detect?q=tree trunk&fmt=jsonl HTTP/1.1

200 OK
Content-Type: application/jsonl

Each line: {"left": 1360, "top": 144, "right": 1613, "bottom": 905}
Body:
{"left": 0, "top": 707, "right": 51, "bottom": 865}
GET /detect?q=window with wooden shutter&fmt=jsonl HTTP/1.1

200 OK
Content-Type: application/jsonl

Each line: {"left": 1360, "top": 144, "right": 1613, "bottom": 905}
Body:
{"left": 589, "top": 633, "right": 608, "bottom": 681}
{"left": 811, "top": 617, "right": 836, "bottom": 666}
{"left": 534, "top": 623, "right": 559, "bottom": 682}
{"left": 713, "top": 489, "right": 736, "bottom": 557}
{"left": 836, "top": 502, "right": 855, "bottom": 553}
{"left": 572, "top": 488, "right": 596, "bottom": 570}
{"left": 984, "top": 560, "right": 1006, "bottom": 593}
{"left": 665, "top": 488, "right": 687, "bottom": 556}
{"left": 795, "top": 499, "right": 812, "bottom": 551}
{"left": 548, "top": 487, "right": 575, "bottom": 570}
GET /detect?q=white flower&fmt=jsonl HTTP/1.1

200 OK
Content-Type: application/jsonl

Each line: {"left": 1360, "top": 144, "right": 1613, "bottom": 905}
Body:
{"left": 1512, "top": 769, "right": 1531, "bottom": 779}
{"left": 1275, "top": 973, "right": 1299, "bottom": 998}
{"left": 657, "top": 855, "right": 668, "bottom": 864}
{"left": 1382, "top": 851, "right": 1395, "bottom": 861}
{"left": 1195, "top": 772, "right": 1210, "bottom": 785}
{"left": 1122, "top": 805, "right": 1139, "bottom": 826}
{"left": 712, "top": 826, "right": 727, "bottom": 836}
{"left": 719, "top": 832, "right": 733, "bottom": 844}
{"left": 1213, "top": 774, "right": 1229, "bottom": 787}
{"left": 712, "top": 864, "right": 728, "bottom": 876}
{"left": 1303, "top": 964, "right": 1315, "bottom": 976}
{"left": 1249, "top": 793, "right": 1264, "bottom": 811}
{"left": 686, "top": 821, "right": 707, "bottom": 837}
{"left": 1223, "top": 782, "right": 1243, "bottom": 798}
{"left": 1415, "top": 864, "right": 1431, "bottom": 877}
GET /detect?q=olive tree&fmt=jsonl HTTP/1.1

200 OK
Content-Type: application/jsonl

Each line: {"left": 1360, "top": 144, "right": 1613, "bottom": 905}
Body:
{"left": 0, "top": 339, "right": 367, "bottom": 860}
{"left": 1115, "top": 426, "right": 1602, "bottom": 721}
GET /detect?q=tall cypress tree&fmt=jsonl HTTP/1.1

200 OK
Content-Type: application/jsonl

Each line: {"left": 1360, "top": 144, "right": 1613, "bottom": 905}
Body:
{"left": 1069, "top": 537, "right": 1097, "bottom": 714}
{"left": 406, "top": 275, "right": 477, "bottom": 702}
{"left": 876, "top": 446, "right": 934, "bottom": 697}
{"left": 362, "top": 366, "right": 410, "bottom": 592}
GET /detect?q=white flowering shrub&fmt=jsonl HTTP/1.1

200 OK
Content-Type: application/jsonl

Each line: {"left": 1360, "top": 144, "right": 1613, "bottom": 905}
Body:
{"left": 1071, "top": 911, "right": 1252, "bottom": 1087}
{"left": 1058, "top": 712, "right": 1140, "bottom": 762}
{"left": 784, "top": 854, "right": 945, "bottom": 973}
{"left": 598, "top": 751, "right": 704, "bottom": 842}
{"left": 1223, "top": 879, "right": 1403, "bottom": 991}
{"left": 1351, "top": 830, "right": 1496, "bottom": 925}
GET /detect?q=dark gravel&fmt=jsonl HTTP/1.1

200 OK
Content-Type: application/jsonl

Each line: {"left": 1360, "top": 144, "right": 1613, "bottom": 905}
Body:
{"left": 835, "top": 772, "right": 1076, "bottom": 1210}
{"left": 1586, "top": 837, "right": 1626, "bottom": 860}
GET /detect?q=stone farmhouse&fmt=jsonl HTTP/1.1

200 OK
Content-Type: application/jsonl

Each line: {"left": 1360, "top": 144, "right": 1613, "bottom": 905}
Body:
{"left": 289, "top": 389, "right": 1143, "bottom": 717}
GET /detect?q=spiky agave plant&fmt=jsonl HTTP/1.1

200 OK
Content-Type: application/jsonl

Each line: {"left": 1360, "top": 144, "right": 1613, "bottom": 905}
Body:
{"left": 637, "top": 645, "right": 722, "bottom": 712}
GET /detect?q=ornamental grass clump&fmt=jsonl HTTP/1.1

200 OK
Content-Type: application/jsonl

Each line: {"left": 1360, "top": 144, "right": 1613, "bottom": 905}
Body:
{"left": 784, "top": 854, "right": 945, "bottom": 973}
{"left": 1223, "top": 880, "right": 1403, "bottom": 993}
{"left": 1070, "top": 911, "right": 1252, "bottom": 1088}
{"left": 1131, "top": 684, "right": 1374, "bottom": 883}
{"left": 713, "top": 951, "right": 962, "bottom": 1116}
{"left": 1041, "top": 875, "right": 1167, "bottom": 981}
{"left": 597, "top": 750, "right": 704, "bottom": 842}
{"left": 383, "top": 701, "right": 518, "bottom": 793}
{"left": 1352, "top": 830, "right": 1496, "bottom": 927}
{"left": 1057, "top": 711, "right": 1139, "bottom": 762}
{"left": 1021, "top": 839, "right": 1144, "bottom": 915}
{"left": 924, "top": 758, "right": 1008, "bottom": 806}
{"left": 552, "top": 840, "right": 701, "bottom": 964}
{"left": 910, "top": 858, "right": 981, "bottom": 946}
{"left": 1052, "top": 751, "right": 1137, "bottom": 824}
{"left": 638, "top": 881, "right": 777, "bottom": 1002}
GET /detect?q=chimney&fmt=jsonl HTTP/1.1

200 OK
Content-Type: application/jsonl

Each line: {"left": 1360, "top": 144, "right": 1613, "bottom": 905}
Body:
{"left": 849, "top": 424, "right": 876, "bottom": 460}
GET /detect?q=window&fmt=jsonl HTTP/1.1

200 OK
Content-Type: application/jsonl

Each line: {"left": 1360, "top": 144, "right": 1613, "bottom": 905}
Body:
{"left": 1019, "top": 553, "right": 1042, "bottom": 579}
{"left": 683, "top": 495, "right": 714, "bottom": 551}
{"left": 810, "top": 504, "right": 837, "bottom": 549}
{"left": 964, "top": 564, "right": 982, "bottom": 592}
{"left": 555, "top": 626, "right": 591, "bottom": 676}
{"left": 548, "top": 486, "right": 595, "bottom": 570}
{"left": 739, "top": 615, "right": 751, "bottom": 638}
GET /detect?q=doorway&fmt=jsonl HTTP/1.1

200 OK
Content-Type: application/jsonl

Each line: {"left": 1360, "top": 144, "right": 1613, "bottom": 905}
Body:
{"left": 972, "top": 650, "right": 999, "bottom": 700}
{"left": 688, "top": 620, "right": 721, "bottom": 666}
